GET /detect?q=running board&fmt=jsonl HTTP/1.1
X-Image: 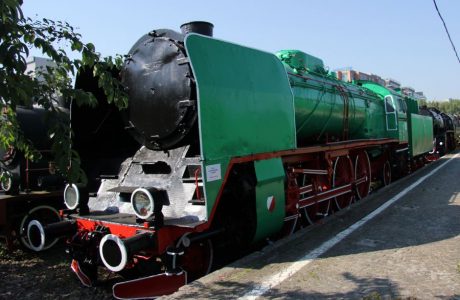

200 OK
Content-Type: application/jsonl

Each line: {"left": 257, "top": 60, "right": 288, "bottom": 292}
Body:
{"left": 113, "top": 271, "right": 187, "bottom": 299}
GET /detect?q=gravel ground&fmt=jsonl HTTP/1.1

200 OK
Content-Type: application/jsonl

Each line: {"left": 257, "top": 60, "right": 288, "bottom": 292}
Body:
{"left": 0, "top": 242, "right": 113, "bottom": 299}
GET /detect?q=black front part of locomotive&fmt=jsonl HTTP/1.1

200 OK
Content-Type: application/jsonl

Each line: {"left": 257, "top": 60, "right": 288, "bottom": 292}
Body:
{"left": 121, "top": 22, "right": 213, "bottom": 151}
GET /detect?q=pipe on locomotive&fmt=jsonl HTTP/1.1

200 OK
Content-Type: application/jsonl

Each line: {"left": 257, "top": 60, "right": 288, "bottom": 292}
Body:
{"left": 99, "top": 233, "right": 155, "bottom": 272}
{"left": 27, "top": 220, "right": 77, "bottom": 251}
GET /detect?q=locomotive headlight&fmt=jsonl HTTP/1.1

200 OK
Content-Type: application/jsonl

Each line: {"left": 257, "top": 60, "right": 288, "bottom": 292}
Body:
{"left": 131, "top": 188, "right": 154, "bottom": 219}
{"left": 439, "top": 141, "right": 444, "bottom": 146}
{"left": 64, "top": 183, "right": 80, "bottom": 210}
{"left": 0, "top": 171, "right": 12, "bottom": 192}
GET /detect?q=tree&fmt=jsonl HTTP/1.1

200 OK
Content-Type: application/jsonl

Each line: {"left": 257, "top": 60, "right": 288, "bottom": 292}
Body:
{"left": 426, "top": 99, "right": 460, "bottom": 115}
{"left": 0, "top": 0, "right": 127, "bottom": 184}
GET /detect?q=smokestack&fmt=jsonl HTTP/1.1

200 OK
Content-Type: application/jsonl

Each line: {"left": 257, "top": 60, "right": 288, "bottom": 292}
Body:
{"left": 180, "top": 21, "right": 214, "bottom": 37}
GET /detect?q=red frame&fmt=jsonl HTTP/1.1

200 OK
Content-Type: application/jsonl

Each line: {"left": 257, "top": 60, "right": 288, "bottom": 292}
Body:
{"left": 70, "top": 138, "right": 402, "bottom": 251}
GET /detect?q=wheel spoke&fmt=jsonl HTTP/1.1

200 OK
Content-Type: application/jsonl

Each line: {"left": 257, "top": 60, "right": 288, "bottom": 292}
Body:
{"left": 303, "top": 207, "right": 314, "bottom": 225}
{"left": 333, "top": 156, "right": 354, "bottom": 210}
{"left": 354, "top": 151, "right": 371, "bottom": 200}
{"left": 382, "top": 160, "right": 392, "bottom": 186}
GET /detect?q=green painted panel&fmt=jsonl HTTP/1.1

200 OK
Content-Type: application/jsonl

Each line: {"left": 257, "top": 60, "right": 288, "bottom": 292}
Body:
{"left": 185, "top": 34, "right": 295, "bottom": 218}
{"left": 255, "top": 157, "right": 285, "bottom": 181}
{"left": 362, "top": 98, "right": 386, "bottom": 139}
{"left": 399, "top": 120, "right": 408, "bottom": 142}
{"left": 410, "top": 114, "right": 433, "bottom": 157}
{"left": 185, "top": 34, "right": 295, "bottom": 162}
{"left": 406, "top": 97, "right": 420, "bottom": 114}
{"left": 254, "top": 158, "right": 285, "bottom": 241}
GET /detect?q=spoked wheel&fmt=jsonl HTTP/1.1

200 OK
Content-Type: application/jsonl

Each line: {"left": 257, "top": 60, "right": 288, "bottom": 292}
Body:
{"left": 284, "top": 214, "right": 301, "bottom": 236}
{"left": 19, "top": 205, "right": 61, "bottom": 250}
{"left": 298, "top": 174, "right": 322, "bottom": 225}
{"left": 354, "top": 151, "right": 371, "bottom": 200}
{"left": 301, "top": 205, "right": 316, "bottom": 225}
{"left": 298, "top": 173, "right": 332, "bottom": 225}
{"left": 382, "top": 160, "right": 392, "bottom": 186}
{"left": 301, "top": 199, "right": 329, "bottom": 225}
{"left": 333, "top": 156, "right": 354, "bottom": 211}
{"left": 314, "top": 175, "right": 332, "bottom": 219}
{"left": 297, "top": 173, "right": 312, "bottom": 225}
{"left": 180, "top": 239, "right": 214, "bottom": 282}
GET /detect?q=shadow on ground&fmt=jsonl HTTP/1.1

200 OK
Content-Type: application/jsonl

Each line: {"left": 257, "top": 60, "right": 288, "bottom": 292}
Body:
{"left": 177, "top": 272, "right": 421, "bottom": 299}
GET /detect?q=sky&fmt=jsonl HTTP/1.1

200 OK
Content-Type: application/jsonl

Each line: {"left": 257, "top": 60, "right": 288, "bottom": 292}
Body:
{"left": 22, "top": 0, "right": 460, "bottom": 101}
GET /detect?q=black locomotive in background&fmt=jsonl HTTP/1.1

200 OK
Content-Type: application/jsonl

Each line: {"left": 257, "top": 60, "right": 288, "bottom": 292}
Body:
{"left": 0, "top": 69, "right": 138, "bottom": 249}
{"left": 419, "top": 105, "right": 457, "bottom": 156}
{"left": 0, "top": 104, "right": 67, "bottom": 249}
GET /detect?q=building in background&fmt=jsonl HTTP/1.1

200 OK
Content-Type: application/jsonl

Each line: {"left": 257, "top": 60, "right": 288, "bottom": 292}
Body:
{"left": 26, "top": 56, "right": 57, "bottom": 83}
{"left": 25, "top": 57, "right": 63, "bottom": 106}
{"left": 370, "top": 74, "right": 385, "bottom": 86}
{"left": 401, "top": 86, "right": 415, "bottom": 97}
{"left": 335, "top": 68, "right": 385, "bottom": 85}
{"left": 413, "top": 91, "right": 427, "bottom": 101}
{"left": 384, "top": 78, "right": 401, "bottom": 90}
{"left": 318, "top": 67, "right": 430, "bottom": 103}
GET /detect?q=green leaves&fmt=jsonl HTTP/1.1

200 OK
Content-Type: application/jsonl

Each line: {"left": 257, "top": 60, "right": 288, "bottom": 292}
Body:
{"left": 0, "top": 0, "right": 129, "bottom": 184}
{"left": 92, "top": 57, "right": 128, "bottom": 108}
{"left": 71, "top": 40, "right": 83, "bottom": 52}
{"left": 423, "top": 99, "right": 460, "bottom": 114}
{"left": 0, "top": 106, "right": 41, "bottom": 161}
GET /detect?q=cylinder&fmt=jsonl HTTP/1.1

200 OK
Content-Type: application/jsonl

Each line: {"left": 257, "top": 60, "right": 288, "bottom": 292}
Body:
{"left": 46, "top": 220, "right": 77, "bottom": 237}
{"left": 99, "top": 233, "right": 154, "bottom": 272}
{"left": 27, "top": 220, "right": 77, "bottom": 251}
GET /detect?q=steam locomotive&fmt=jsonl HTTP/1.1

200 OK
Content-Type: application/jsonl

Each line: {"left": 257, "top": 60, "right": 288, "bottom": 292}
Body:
{"left": 0, "top": 105, "right": 66, "bottom": 249}
{"left": 419, "top": 106, "right": 456, "bottom": 156}
{"left": 0, "top": 69, "right": 138, "bottom": 250}
{"left": 27, "top": 22, "right": 448, "bottom": 298}
{"left": 0, "top": 105, "right": 66, "bottom": 194}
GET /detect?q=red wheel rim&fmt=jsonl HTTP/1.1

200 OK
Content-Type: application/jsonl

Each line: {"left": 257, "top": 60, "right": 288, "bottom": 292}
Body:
{"left": 333, "top": 156, "right": 354, "bottom": 210}
{"left": 354, "top": 151, "right": 371, "bottom": 199}
{"left": 180, "top": 239, "right": 213, "bottom": 282}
